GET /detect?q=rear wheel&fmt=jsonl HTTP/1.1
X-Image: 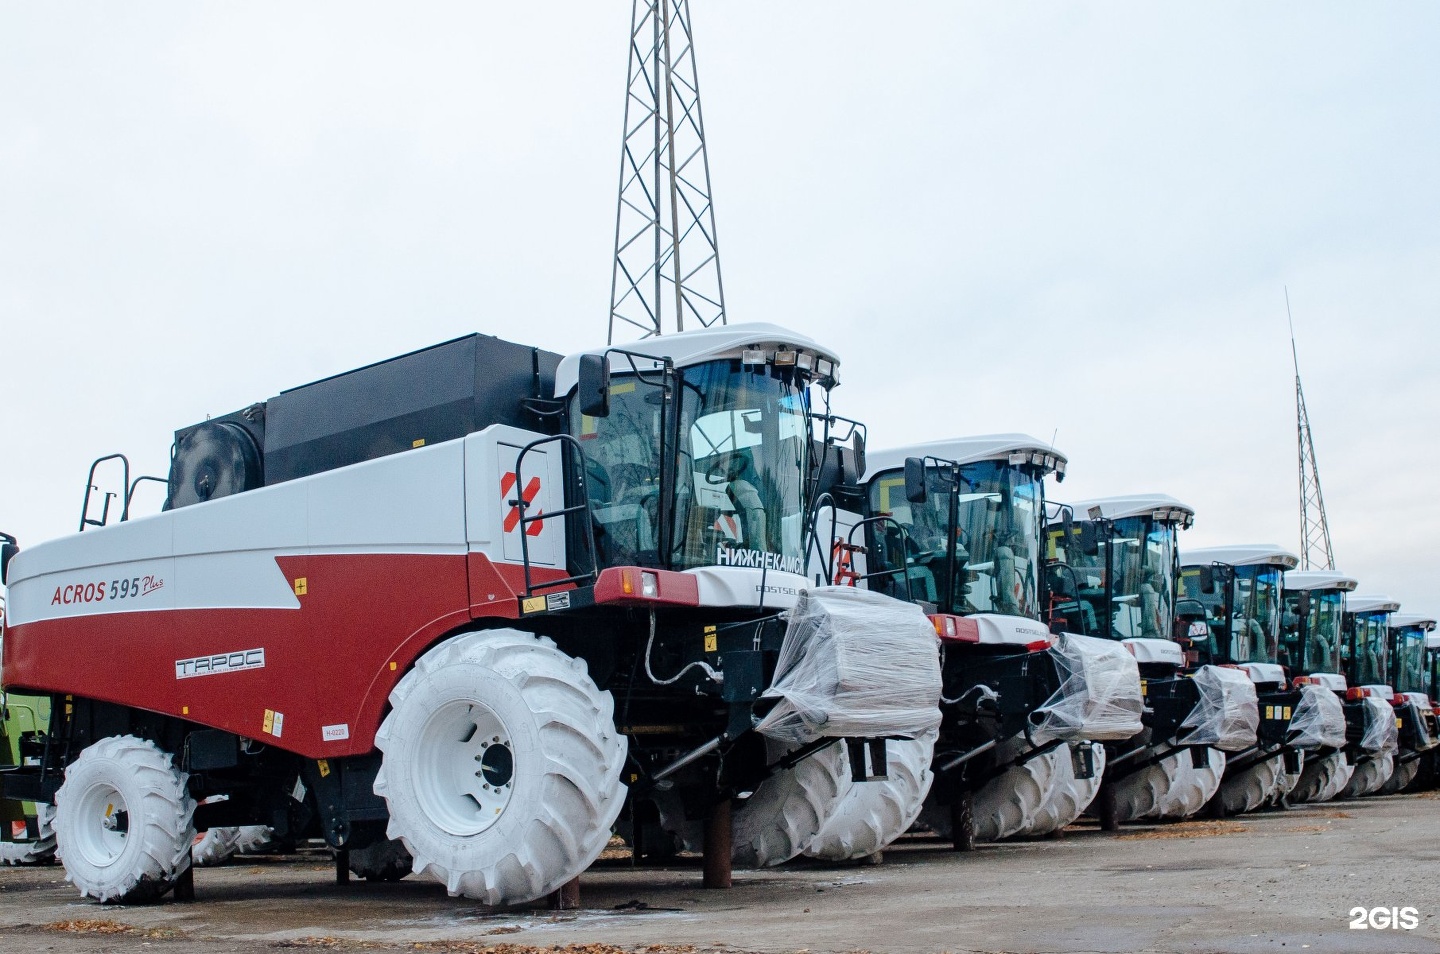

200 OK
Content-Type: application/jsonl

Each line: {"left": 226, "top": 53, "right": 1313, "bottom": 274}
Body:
{"left": 804, "top": 730, "right": 937, "bottom": 862}
{"left": 374, "top": 630, "right": 627, "bottom": 905}
{"left": 52, "top": 735, "right": 195, "bottom": 903}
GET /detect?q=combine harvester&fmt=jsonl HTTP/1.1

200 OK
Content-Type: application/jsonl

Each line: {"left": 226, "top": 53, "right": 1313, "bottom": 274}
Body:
{"left": 808, "top": 436, "right": 1144, "bottom": 851}
{"left": 1379, "top": 613, "right": 1438, "bottom": 793}
{"left": 1281, "top": 570, "right": 1363, "bottom": 803}
{"left": 1335, "top": 596, "right": 1402, "bottom": 797}
{"left": 1178, "top": 546, "right": 1346, "bottom": 814}
{"left": 1, "top": 325, "right": 942, "bottom": 904}
{"left": 1044, "top": 498, "right": 1258, "bottom": 827}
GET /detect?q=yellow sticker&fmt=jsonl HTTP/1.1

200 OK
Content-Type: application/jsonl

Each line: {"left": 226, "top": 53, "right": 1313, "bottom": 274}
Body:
{"left": 293, "top": 577, "right": 308, "bottom": 596}
{"left": 317, "top": 759, "right": 331, "bottom": 778}
{"left": 1397, "top": 717, "right": 1403, "bottom": 728}
{"left": 1283, "top": 707, "right": 1291, "bottom": 720}
{"left": 705, "top": 633, "right": 718, "bottom": 653}
{"left": 1140, "top": 680, "right": 1148, "bottom": 696}
{"left": 182, "top": 705, "right": 190, "bottom": 715}
{"left": 522, "top": 596, "right": 546, "bottom": 614}
{"left": 412, "top": 438, "right": 426, "bottom": 448}
{"left": 1265, "top": 705, "right": 1274, "bottom": 719}
{"left": 263, "top": 709, "right": 275, "bottom": 734}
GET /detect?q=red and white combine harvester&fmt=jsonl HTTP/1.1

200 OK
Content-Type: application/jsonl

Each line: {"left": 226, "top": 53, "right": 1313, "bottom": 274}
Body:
{"left": 1, "top": 324, "right": 940, "bottom": 904}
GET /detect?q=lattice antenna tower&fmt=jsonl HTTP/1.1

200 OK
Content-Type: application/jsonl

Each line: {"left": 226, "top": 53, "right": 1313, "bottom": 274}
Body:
{"left": 608, "top": 0, "right": 727, "bottom": 343}
{"left": 1289, "top": 288, "right": 1335, "bottom": 570}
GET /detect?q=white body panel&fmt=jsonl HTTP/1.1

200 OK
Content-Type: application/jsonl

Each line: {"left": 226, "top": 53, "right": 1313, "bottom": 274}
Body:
{"left": 1238, "top": 662, "right": 1286, "bottom": 686}
{"left": 686, "top": 567, "right": 806, "bottom": 610}
{"left": 1362, "top": 683, "right": 1395, "bottom": 701}
{"left": 1122, "top": 637, "right": 1185, "bottom": 666}
{"left": 1306, "top": 672, "right": 1348, "bottom": 691}
{"left": 973, "top": 613, "right": 1053, "bottom": 647}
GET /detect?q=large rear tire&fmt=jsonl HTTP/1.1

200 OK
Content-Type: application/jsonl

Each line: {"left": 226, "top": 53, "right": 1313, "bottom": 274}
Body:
{"left": 52, "top": 735, "right": 195, "bottom": 903}
{"left": 803, "top": 730, "right": 937, "bottom": 862}
{"left": 374, "top": 630, "right": 626, "bottom": 905}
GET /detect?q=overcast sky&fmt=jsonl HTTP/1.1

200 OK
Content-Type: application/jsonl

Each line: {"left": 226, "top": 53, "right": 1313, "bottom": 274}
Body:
{"left": 3, "top": 4, "right": 1437, "bottom": 617}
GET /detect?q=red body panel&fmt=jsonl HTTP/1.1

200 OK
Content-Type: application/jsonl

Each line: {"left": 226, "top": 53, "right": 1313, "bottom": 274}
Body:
{"left": 3, "top": 552, "right": 566, "bottom": 758}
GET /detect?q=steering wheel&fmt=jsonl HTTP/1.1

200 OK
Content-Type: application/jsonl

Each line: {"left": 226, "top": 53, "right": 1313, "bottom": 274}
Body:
{"left": 705, "top": 453, "right": 746, "bottom": 483}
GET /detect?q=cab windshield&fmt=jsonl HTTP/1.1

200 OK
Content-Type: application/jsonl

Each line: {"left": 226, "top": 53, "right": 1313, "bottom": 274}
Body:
{"left": 866, "top": 460, "right": 1044, "bottom": 618}
{"left": 1179, "top": 564, "right": 1281, "bottom": 665}
{"left": 572, "top": 359, "right": 809, "bottom": 573}
{"left": 1047, "top": 516, "right": 1175, "bottom": 640}
{"left": 1345, "top": 612, "right": 1390, "bottom": 686}
{"left": 1281, "top": 590, "right": 1345, "bottom": 674}
{"left": 1391, "top": 626, "right": 1428, "bottom": 694}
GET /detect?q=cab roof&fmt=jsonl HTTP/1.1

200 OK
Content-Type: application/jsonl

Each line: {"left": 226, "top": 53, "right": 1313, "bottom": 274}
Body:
{"left": 1390, "top": 613, "right": 1437, "bottom": 631}
{"left": 1179, "top": 544, "right": 1299, "bottom": 571}
{"left": 1347, "top": 594, "right": 1401, "bottom": 614}
{"left": 1059, "top": 493, "right": 1195, "bottom": 525}
{"left": 554, "top": 322, "right": 841, "bottom": 396}
{"left": 864, "top": 433, "right": 1067, "bottom": 482}
{"left": 1284, "top": 570, "right": 1359, "bottom": 593}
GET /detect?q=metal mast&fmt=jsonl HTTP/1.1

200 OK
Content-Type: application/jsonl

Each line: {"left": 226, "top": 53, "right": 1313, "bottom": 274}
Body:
{"left": 608, "top": 0, "right": 727, "bottom": 343}
{"left": 1289, "top": 289, "right": 1335, "bottom": 570}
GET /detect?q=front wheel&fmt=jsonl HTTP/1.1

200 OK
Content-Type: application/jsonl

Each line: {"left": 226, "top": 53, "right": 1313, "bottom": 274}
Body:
{"left": 52, "top": 735, "right": 196, "bottom": 903}
{"left": 374, "top": 630, "right": 627, "bottom": 905}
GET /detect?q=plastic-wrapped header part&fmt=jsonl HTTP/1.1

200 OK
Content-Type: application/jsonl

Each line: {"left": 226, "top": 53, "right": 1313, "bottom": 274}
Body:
{"left": 754, "top": 587, "right": 943, "bottom": 745}
{"left": 1358, "top": 696, "right": 1399, "bottom": 754}
{"left": 1288, "top": 683, "right": 1347, "bottom": 750}
{"left": 1031, "top": 632, "right": 1144, "bottom": 742}
{"left": 1177, "top": 665, "right": 1259, "bottom": 751}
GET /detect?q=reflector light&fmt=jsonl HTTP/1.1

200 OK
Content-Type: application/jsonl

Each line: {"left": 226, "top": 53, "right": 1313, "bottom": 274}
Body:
{"left": 621, "top": 571, "right": 634, "bottom": 595}
{"left": 640, "top": 571, "right": 659, "bottom": 598}
{"left": 741, "top": 349, "right": 766, "bottom": 365}
{"left": 1345, "top": 686, "right": 1369, "bottom": 701}
{"left": 1025, "top": 638, "right": 1052, "bottom": 652}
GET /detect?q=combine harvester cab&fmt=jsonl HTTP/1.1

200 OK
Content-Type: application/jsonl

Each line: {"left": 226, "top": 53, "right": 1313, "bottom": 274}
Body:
{"left": 1422, "top": 630, "right": 1440, "bottom": 790}
{"left": 1334, "top": 595, "right": 1403, "bottom": 797}
{"left": 1, "top": 324, "right": 942, "bottom": 905}
{"left": 809, "top": 435, "right": 1144, "bottom": 850}
{"left": 1045, "top": 497, "right": 1258, "bottom": 827}
{"left": 1178, "top": 546, "right": 1346, "bottom": 814}
{"left": 1380, "top": 613, "right": 1439, "bottom": 793}
{"left": 1281, "top": 570, "right": 1363, "bottom": 803}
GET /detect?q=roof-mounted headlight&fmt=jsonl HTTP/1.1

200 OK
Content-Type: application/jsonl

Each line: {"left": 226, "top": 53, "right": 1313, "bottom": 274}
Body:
{"left": 773, "top": 350, "right": 798, "bottom": 366}
{"left": 741, "top": 349, "right": 766, "bottom": 366}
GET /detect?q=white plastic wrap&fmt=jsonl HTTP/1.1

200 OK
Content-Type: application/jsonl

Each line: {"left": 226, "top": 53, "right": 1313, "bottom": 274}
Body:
{"left": 1031, "top": 632, "right": 1144, "bottom": 742}
{"left": 1288, "top": 684, "right": 1347, "bottom": 751}
{"left": 1358, "top": 696, "right": 1399, "bottom": 754}
{"left": 1177, "top": 666, "right": 1259, "bottom": 752}
{"left": 755, "top": 587, "right": 942, "bottom": 745}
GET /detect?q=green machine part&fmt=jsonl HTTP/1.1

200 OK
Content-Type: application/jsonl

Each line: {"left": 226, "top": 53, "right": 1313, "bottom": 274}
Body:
{"left": 1, "top": 691, "right": 51, "bottom": 841}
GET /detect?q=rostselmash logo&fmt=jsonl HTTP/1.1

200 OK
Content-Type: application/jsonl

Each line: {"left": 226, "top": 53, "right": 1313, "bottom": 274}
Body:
{"left": 714, "top": 546, "right": 802, "bottom": 574}
{"left": 175, "top": 648, "right": 266, "bottom": 680}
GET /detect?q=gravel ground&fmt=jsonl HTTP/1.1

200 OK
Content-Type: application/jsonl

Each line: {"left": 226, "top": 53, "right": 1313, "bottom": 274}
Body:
{"left": 2, "top": 792, "right": 1438, "bottom": 954}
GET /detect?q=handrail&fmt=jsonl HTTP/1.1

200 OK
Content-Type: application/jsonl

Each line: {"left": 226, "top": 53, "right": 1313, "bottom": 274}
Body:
{"left": 513, "top": 434, "right": 602, "bottom": 596}
{"left": 78, "top": 454, "right": 129, "bottom": 532}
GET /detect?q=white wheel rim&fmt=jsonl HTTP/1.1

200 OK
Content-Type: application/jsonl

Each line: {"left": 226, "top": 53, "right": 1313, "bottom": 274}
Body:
{"left": 72, "top": 781, "right": 130, "bottom": 869}
{"left": 415, "top": 700, "right": 516, "bottom": 837}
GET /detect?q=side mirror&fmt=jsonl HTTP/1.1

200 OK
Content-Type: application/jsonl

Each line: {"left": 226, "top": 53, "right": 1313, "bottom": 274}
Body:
{"left": 1197, "top": 565, "right": 1215, "bottom": 594}
{"left": 852, "top": 431, "right": 866, "bottom": 480}
{"left": 1, "top": 538, "right": 17, "bottom": 586}
{"left": 1060, "top": 507, "right": 1074, "bottom": 542}
{"left": 577, "top": 353, "right": 611, "bottom": 418}
{"left": 903, "top": 457, "right": 927, "bottom": 504}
